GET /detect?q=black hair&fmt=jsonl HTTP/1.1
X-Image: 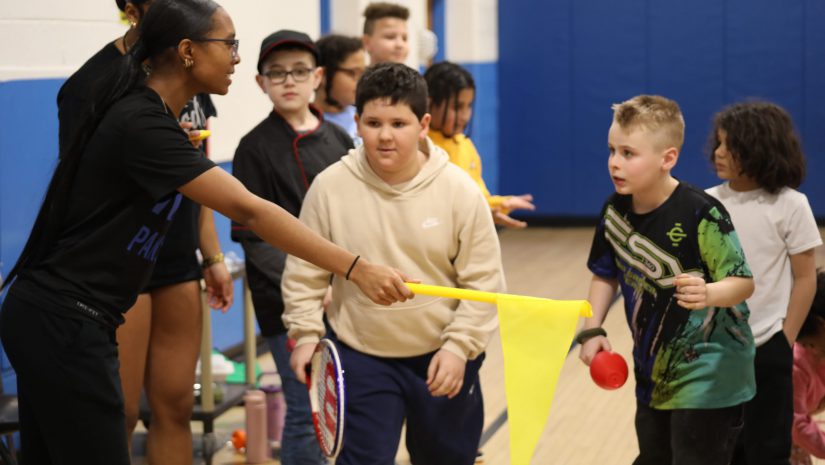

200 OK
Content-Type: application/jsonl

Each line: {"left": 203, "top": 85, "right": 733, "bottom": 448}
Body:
{"left": 708, "top": 101, "right": 806, "bottom": 194}
{"left": 798, "top": 271, "right": 825, "bottom": 341}
{"left": 363, "top": 2, "right": 409, "bottom": 35}
{"left": 116, "top": 0, "right": 152, "bottom": 12}
{"left": 2, "top": 0, "right": 219, "bottom": 290}
{"left": 423, "top": 61, "right": 475, "bottom": 135}
{"left": 316, "top": 35, "right": 363, "bottom": 108}
{"left": 355, "top": 62, "right": 427, "bottom": 119}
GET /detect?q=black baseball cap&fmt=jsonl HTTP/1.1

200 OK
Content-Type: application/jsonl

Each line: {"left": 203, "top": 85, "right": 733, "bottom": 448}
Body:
{"left": 257, "top": 30, "right": 320, "bottom": 74}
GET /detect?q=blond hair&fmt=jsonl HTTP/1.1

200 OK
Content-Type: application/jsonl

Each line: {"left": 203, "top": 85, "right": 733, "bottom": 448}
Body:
{"left": 611, "top": 95, "right": 685, "bottom": 150}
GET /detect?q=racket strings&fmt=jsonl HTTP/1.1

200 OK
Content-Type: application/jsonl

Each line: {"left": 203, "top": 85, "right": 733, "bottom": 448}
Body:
{"left": 315, "top": 350, "right": 338, "bottom": 453}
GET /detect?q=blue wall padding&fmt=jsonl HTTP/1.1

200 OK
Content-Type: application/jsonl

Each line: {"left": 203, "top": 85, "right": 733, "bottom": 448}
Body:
{"left": 432, "top": 0, "right": 446, "bottom": 63}
{"left": 0, "top": 79, "right": 63, "bottom": 392}
{"left": 499, "top": 0, "right": 825, "bottom": 218}
{"left": 462, "top": 62, "right": 499, "bottom": 194}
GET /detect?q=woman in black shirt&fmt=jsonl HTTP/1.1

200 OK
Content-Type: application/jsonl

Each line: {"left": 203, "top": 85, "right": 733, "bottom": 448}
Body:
{"left": 57, "top": 2, "right": 233, "bottom": 463}
{"left": 0, "top": 1, "right": 412, "bottom": 463}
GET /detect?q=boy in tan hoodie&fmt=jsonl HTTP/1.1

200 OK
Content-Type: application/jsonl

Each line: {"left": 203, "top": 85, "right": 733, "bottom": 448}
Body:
{"left": 282, "top": 62, "right": 504, "bottom": 465}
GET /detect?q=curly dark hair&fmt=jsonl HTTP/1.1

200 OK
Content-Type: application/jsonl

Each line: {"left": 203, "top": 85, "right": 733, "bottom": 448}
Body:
{"left": 317, "top": 34, "right": 363, "bottom": 107}
{"left": 363, "top": 2, "right": 409, "bottom": 35}
{"left": 797, "top": 270, "right": 825, "bottom": 341}
{"left": 708, "top": 101, "right": 806, "bottom": 193}
{"left": 355, "top": 62, "right": 427, "bottom": 119}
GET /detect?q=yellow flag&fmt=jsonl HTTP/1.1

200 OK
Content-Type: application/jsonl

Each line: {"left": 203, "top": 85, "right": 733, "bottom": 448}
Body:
{"left": 497, "top": 295, "right": 588, "bottom": 465}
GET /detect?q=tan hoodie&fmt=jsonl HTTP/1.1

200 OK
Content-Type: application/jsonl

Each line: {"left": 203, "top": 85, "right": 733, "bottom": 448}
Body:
{"left": 281, "top": 138, "right": 504, "bottom": 360}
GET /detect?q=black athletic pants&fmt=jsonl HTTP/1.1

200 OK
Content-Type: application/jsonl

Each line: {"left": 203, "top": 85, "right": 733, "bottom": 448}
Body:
{"left": 731, "top": 331, "right": 794, "bottom": 465}
{"left": 0, "top": 288, "right": 129, "bottom": 465}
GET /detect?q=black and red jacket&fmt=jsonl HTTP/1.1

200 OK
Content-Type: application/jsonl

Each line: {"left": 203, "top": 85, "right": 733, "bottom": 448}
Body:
{"left": 231, "top": 107, "right": 353, "bottom": 335}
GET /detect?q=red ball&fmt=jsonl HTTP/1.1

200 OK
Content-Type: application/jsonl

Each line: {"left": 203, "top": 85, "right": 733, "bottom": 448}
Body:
{"left": 590, "top": 351, "right": 628, "bottom": 390}
{"left": 231, "top": 429, "right": 246, "bottom": 450}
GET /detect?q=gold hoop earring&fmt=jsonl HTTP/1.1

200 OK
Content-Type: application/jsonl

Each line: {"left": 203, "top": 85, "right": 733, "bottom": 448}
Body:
{"left": 184, "top": 59, "right": 194, "bottom": 69}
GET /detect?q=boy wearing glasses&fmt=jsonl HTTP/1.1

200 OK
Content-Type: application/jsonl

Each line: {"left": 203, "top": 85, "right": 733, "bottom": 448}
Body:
{"left": 230, "top": 29, "right": 353, "bottom": 465}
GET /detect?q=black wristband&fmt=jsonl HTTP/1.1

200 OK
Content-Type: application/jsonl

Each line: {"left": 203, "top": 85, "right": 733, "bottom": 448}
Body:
{"left": 345, "top": 255, "right": 361, "bottom": 280}
{"left": 575, "top": 327, "right": 607, "bottom": 345}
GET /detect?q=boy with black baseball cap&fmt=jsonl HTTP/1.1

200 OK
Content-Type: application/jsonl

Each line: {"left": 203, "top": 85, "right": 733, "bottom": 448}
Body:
{"left": 231, "top": 29, "right": 353, "bottom": 465}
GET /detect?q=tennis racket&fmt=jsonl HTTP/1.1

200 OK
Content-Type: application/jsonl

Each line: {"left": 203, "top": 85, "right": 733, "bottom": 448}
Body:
{"left": 306, "top": 338, "right": 345, "bottom": 458}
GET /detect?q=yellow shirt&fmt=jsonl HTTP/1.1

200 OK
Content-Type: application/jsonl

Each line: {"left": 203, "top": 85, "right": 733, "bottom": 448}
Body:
{"left": 428, "top": 129, "right": 509, "bottom": 210}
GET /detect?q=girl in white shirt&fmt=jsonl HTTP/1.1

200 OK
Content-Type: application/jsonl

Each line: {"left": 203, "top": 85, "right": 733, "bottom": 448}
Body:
{"left": 707, "top": 101, "right": 822, "bottom": 465}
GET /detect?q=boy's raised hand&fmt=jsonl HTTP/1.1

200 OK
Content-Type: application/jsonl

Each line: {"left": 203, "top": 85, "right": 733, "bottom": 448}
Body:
{"left": 494, "top": 194, "right": 536, "bottom": 229}
{"left": 427, "top": 349, "right": 466, "bottom": 399}
{"left": 674, "top": 274, "right": 708, "bottom": 310}
{"left": 290, "top": 342, "right": 317, "bottom": 385}
{"left": 502, "top": 194, "right": 535, "bottom": 213}
{"left": 579, "top": 335, "right": 611, "bottom": 366}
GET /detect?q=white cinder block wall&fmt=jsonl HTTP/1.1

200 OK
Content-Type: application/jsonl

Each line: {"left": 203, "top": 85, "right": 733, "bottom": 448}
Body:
{"left": 0, "top": 0, "right": 322, "bottom": 163}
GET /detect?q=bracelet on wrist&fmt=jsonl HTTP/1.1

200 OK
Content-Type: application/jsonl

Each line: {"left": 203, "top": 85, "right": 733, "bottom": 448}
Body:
{"left": 345, "top": 255, "right": 361, "bottom": 280}
{"left": 575, "top": 327, "right": 607, "bottom": 345}
{"left": 202, "top": 252, "right": 224, "bottom": 269}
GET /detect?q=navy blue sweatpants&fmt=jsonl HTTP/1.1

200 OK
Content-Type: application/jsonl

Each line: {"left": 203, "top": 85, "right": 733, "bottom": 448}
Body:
{"left": 334, "top": 339, "right": 485, "bottom": 465}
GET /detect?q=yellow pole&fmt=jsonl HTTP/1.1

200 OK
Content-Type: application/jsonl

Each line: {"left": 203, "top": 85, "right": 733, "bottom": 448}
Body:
{"left": 406, "top": 283, "right": 592, "bottom": 317}
{"left": 406, "top": 283, "right": 498, "bottom": 303}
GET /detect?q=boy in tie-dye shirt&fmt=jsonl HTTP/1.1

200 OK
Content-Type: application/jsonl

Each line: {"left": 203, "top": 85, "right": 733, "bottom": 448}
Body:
{"left": 577, "top": 95, "right": 756, "bottom": 465}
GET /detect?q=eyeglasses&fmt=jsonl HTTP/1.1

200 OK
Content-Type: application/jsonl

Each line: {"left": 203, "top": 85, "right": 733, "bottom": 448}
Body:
{"left": 337, "top": 66, "right": 365, "bottom": 80}
{"left": 262, "top": 68, "right": 314, "bottom": 84}
{"left": 192, "top": 38, "right": 240, "bottom": 59}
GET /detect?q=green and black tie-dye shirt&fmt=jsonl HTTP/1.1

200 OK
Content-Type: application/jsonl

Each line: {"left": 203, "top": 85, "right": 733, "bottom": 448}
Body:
{"left": 588, "top": 182, "right": 756, "bottom": 409}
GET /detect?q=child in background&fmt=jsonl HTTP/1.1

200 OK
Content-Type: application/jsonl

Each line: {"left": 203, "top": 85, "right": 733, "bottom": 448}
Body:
{"left": 706, "top": 102, "right": 822, "bottom": 465}
{"left": 791, "top": 271, "right": 825, "bottom": 465}
{"left": 579, "top": 95, "right": 756, "bottom": 465}
{"left": 282, "top": 62, "right": 504, "bottom": 465}
{"left": 314, "top": 34, "right": 365, "bottom": 144}
{"left": 231, "top": 29, "right": 354, "bottom": 465}
{"left": 362, "top": 2, "right": 409, "bottom": 64}
{"left": 424, "top": 61, "right": 535, "bottom": 228}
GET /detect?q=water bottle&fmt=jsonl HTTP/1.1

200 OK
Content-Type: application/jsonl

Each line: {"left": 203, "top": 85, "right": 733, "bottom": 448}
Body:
{"left": 244, "top": 390, "right": 269, "bottom": 463}
{"left": 261, "top": 385, "right": 285, "bottom": 446}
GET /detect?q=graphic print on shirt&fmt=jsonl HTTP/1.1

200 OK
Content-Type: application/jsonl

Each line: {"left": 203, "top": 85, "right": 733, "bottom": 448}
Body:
{"left": 126, "top": 194, "right": 183, "bottom": 263}
{"left": 597, "top": 199, "right": 752, "bottom": 408}
{"left": 179, "top": 96, "right": 206, "bottom": 129}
